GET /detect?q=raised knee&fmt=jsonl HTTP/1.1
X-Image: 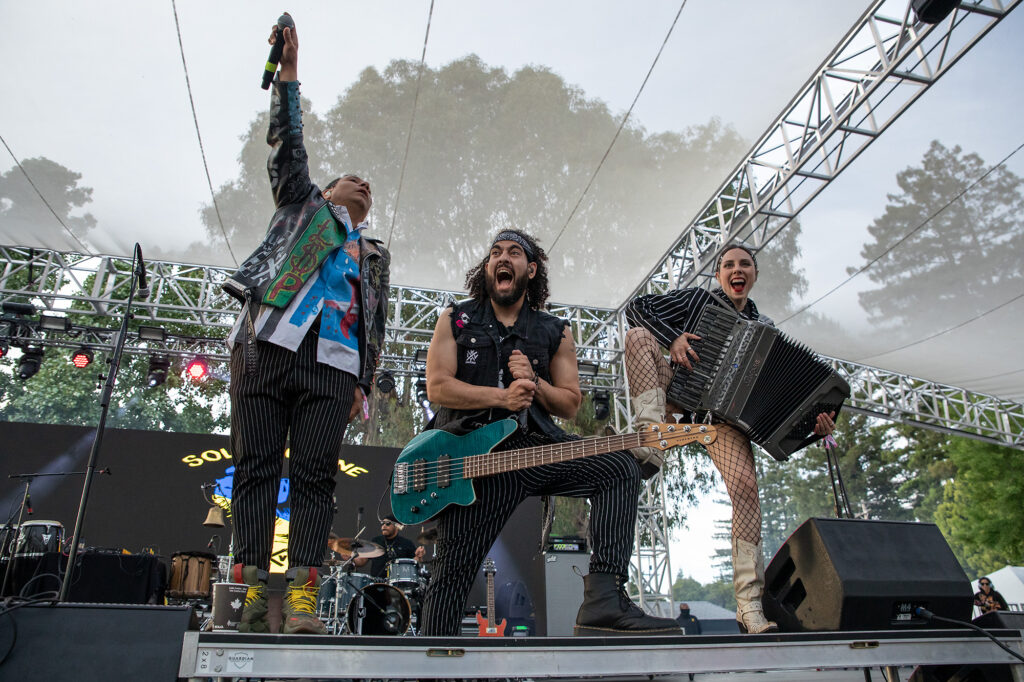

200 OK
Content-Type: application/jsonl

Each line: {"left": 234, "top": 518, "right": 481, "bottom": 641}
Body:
{"left": 625, "top": 326, "right": 655, "bottom": 345}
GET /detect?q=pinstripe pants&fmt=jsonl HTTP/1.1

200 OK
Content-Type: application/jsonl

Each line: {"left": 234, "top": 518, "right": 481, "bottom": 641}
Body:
{"left": 420, "top": 431, "right": 641, "bottom": 636}
{"left": 229, "top": 325, "right": 355, "bottom": 570}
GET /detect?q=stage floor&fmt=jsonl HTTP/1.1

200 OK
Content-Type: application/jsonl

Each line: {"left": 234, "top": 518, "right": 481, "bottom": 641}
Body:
{"left": 180, "top": 628, "right": 1024, "bottom": 680}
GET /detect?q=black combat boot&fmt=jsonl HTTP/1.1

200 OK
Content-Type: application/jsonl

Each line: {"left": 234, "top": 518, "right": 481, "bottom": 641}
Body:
{"left": 574, "top": 572, "right": 682, "bottom": 636}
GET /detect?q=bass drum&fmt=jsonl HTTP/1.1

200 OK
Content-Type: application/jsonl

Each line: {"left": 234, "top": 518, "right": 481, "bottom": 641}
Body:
{"left": 346, "top": 583, "right": 411, "bottom": 636}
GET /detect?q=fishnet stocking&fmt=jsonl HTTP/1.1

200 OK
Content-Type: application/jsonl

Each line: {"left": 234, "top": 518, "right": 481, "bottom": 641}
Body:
{"left": 624, "top": 327, "right": 673, "bottom": 398}
{"left": 704, "top": 424, "right": 762, "bottom": 545}
{"left": 624, "top": 327, "right": 762, "bottom": 545}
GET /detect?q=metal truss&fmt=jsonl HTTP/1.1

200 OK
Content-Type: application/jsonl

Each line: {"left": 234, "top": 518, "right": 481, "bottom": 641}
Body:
{"left": 631, "top": 0, "right": 1021, "bottom": 299}
{"left": 834, "top": 357, "right": 1024, "bottom": 447}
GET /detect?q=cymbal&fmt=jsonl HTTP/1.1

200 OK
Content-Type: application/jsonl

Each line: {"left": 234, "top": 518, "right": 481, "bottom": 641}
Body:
{"left": 417, "top": 527, "right": 439, "bottom": 545}
{"left": 329, "top": 537, "right": 384, "bottom": 558}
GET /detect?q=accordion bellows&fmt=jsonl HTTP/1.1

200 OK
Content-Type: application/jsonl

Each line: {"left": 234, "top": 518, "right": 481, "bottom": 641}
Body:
{"left": 666, "top": 304, "right": 851, "bottom": 461}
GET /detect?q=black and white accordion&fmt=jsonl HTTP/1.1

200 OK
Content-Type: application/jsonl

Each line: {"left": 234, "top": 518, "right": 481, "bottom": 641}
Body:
{"left": 666, "top": 303, "right": 850, "bottom": 461}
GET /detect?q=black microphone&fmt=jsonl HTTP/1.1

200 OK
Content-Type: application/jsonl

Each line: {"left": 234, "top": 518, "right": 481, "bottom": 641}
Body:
{"left": 134, "top": 244, "right": 150, "bottom": 299}
{"left": 261, "top": 13, "right": 295, "bottom": 90}
{"left": 356, "top": 506, "right": 364, "bottom": 532}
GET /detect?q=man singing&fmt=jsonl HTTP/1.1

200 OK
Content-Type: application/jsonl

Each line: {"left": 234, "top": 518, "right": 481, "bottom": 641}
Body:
{"left": 222, "top": 18, "right": 390, "bottom": 635}
{"left": 418, "top": 229, "right": 679, "bottom": 636}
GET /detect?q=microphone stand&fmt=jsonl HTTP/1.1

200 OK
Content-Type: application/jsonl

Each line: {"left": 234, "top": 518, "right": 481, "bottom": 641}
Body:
{"left": 59, "top": 244, "right": 145, "bottom": 602}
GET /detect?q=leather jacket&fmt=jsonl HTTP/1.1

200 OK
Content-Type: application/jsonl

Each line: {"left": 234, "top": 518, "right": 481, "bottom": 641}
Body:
{"left": 223, "top": 79, "right": 390, "bottom": 394}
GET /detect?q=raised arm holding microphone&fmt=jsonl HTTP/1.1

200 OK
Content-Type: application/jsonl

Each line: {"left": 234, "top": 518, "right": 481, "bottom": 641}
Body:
{"left": 222, "top": 15, "right": 390, "bottom": 635}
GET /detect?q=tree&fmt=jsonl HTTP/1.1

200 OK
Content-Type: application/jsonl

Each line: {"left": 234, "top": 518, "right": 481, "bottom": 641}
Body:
{"left": 0, "top": 157, "right": 96, "bottom": 250}
{"left": 852, "top": 140, "right": 1024, "bottom": 329}
{"left": 670, "top": 569, "right": 736, "bottom": 611}
{"left": 934, "top": 438, "right": 1024, "bottom": 576}
{"left": 199, "top": 56, "right": 751, "bottom": 305}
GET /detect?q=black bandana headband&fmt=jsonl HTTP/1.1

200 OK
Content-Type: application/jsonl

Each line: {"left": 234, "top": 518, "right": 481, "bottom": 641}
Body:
{"left": 492, "top": 231, "right": 536, "bottom": 262}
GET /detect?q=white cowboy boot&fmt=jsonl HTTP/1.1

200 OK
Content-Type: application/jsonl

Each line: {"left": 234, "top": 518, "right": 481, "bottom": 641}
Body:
{"left": 631, "top": 387, "right": 666, "bottom": 479}
{"left": 733, "top": 537, "right": 778, "bottom": 634}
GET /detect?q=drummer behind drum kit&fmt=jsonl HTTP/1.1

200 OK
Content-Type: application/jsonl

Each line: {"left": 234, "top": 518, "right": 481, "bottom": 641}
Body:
{"left": 319, "top": 529, "right": 436, "bottom": 636}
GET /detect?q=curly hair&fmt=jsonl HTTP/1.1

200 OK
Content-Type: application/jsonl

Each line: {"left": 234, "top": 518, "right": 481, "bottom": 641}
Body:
{"left": 465, "top": 229, "right": 551, "bottom": 310}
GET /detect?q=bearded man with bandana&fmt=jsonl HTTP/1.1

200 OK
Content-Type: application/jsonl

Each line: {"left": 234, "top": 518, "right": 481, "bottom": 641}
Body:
{"left": 418, "top": 228, "right": 680, "bottom": 637}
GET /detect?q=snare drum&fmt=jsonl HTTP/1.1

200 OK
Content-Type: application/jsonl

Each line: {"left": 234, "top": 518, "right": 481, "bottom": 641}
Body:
{"left": 15, "top": 521, "right": 64, "bottom": 558}
{"left": 346, "top": 583, "right": 411, "bottom": 636}
{"left": 168, "top": 551, "right": 217, "bottom": 600}
{"left": 386, "top": 558, "right": 420, "bottom": 588}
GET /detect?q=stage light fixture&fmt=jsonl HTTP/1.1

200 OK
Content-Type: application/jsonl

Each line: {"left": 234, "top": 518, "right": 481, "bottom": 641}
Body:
{"left": 911, "top": 0, "right": 958, "bottom": 24}
{"left": 577, "top": 361, "right": 599, "bottom": 378}
{"left": 18, "top": 346, "right": 44, "bottom": 381}
{"left": 39, "top": 314, "right": 71, "bottom": 332}
{"left": 0, "top": 340, "right": 8, "bottom": 358}
{"left": 2, "top": 302, "right": 35, "bottom": 316}
{"left": 138, "top": 326, "right": 167, "bottom": 342}
{"left": 593, "top": 390, "right": 610, "bottom": 421}
{"left": 147, "top": 354, "right": 171, "bottom": 388}
{"left": 375, "top": 370, "right": 396, "bottom": 394}
{"left": 185, "top": 355, "right": 210, "bottom": 382}
{"left": 414, "top": 348, "right": 429, "bottom": 364}
{"left": 70, "top": 347, "right": 94, "bottom": 369}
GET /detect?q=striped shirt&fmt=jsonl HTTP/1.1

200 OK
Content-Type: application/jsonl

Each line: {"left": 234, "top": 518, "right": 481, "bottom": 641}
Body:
{"left": 624, "top": 286, "right": 773, "bottom": 348}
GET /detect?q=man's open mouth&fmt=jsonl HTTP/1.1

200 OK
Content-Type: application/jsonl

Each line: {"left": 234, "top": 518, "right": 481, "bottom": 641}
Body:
{"left": 496, "top": 267, "right": 514, "bottom": 286}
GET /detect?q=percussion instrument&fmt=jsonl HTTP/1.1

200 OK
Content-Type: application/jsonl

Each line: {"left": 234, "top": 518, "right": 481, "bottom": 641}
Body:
{"left": 416, "top": 528, "right": 438, "bottom": 545}
{"left": 318, "top": 570, "right": 374, "bottom": 632}
{"left": 15, "top": 520, "right": 64, "bottom": 558}
{"left": 328, "top": 537, "right": 385, "bottom": 559}
{"left": 386, "top": 558, "right": 421, "bottom": 589}
{"left": 666, "top": 302, "right": 849, "bottom": 461}
{"left": 167, "top": 551, "right": 217, "bottom": 600}
{"left": 346, "top": 583, "right": 411, "bottom": 636}
{"left": 0, "top": 524, "right": 17, "bottom": 561}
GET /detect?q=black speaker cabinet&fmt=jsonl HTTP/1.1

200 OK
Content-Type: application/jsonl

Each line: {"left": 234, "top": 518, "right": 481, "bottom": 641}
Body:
{"left": 0, "top": 603, "right": 195, "bottom": 681}
{"left": 763, "top": 518, "right": 973, "bottom": 632}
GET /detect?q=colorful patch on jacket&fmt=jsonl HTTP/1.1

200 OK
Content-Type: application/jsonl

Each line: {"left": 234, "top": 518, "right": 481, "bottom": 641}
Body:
{"left": 263, "top": 203, "right": 346, "bottom": 308}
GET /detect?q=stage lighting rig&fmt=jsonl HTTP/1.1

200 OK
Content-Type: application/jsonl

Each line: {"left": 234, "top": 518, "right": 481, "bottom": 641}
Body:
{"left": 185, "top": 355, "right": 210, "bottom": 382}
{"left": 70, "top": 347, "right": 94, "bottom": 369}
{"left": 147, "top": 354, "right": 171, "bottom": 388}
{"left": 375, "top": 370, "right": 396, "bottom": 394}
{"left": 593, "top": 390, "right": 610, "bottom": 421}
{"left": 39, "top": 314, "right": 71, "bottom": 332}
{"left": 18, "top": 346, "right": 44, "bottom": 380}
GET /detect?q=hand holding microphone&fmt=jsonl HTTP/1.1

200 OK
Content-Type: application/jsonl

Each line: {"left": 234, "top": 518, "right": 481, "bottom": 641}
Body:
{"left": 262, "top": 12, "right": 297, "bottom": 89}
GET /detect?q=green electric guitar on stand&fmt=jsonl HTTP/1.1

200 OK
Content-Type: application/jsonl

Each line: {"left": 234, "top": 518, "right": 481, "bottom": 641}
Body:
{"left": 391, "top": 419, "right": 717, "bottom": 525}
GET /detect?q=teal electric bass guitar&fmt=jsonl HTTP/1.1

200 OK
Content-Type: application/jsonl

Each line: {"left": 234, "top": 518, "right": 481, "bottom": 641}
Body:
{"left": 391, "top": 419, "right": 717, "bottom": 525}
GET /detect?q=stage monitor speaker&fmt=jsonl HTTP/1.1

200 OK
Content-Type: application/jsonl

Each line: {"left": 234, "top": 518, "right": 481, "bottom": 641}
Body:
{"left": 763, "top": 518, "right": 973, "bottom": 632}
{"left": 0, "top": 603, "right": 195, "bottom": 681}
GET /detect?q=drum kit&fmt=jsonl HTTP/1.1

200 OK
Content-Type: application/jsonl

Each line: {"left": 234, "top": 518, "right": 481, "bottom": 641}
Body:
{"left": 318, "top": 528, "right": 437, "bottom": 636}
